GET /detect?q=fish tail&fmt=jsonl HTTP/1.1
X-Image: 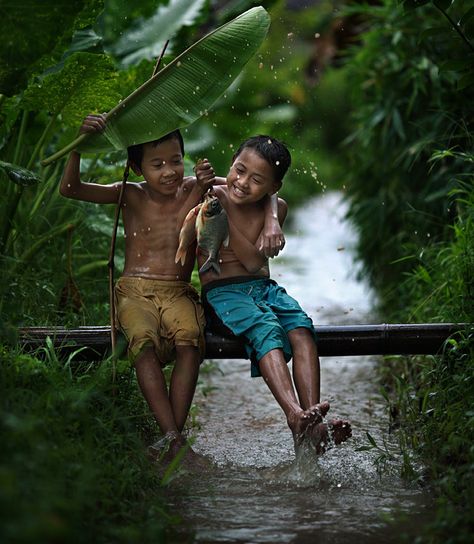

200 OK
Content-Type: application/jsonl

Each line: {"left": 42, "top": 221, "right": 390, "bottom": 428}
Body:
{"left": 199, "top": 257, "right": 221, "bottom": 275}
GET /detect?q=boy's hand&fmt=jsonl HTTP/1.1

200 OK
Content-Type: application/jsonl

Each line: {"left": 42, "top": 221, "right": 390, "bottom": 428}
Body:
{"left": 79, "top": 113, "right": 107, "bottom": 135}
{"left": 194, "top": 158, "right": 216, "bottom": 192}
{"left": 258, "top": 221, "right": 286, "bottom": 258}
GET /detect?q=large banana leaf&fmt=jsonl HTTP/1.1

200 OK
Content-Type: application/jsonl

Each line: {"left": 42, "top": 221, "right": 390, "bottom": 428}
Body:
{"left": 42, "top": 6, "right": 270, "bottom": 165}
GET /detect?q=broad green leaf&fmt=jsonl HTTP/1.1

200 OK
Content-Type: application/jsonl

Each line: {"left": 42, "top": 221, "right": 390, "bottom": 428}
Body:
{"left": 0, "top": 160, "right": 40, "bottom": 187}
{"left": 42, "top": 7, "right": 271, "bottom": 165}
{"left": 22, "top": 52, "right": 121, "bottom": 126}
{"left": 112, "top": 0, "right": 208, "bottom": 67}
{"left": 97, "top": 0, "right": 168, "bottom": 46}
{"left": 0, "top": 0, "right": 104, "bottom": 96}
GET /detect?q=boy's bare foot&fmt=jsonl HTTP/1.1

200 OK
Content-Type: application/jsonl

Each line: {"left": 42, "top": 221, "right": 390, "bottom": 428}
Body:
{"left": 148, "top": 432, "right": 210, "bottom": 470}
{"left": 147, "top": 431, "right": 186, "bottom": 462}
{"left": 288, "top": 401, "right": 331, "bottom": 446}
{"left": 308, "top": 418, "right": 352, "bottom": 454}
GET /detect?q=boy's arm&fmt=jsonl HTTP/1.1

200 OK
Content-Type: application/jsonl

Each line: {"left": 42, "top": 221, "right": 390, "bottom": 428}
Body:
{"left": 60, "top": 151, "right": 122, "bottom": 204}
{"left": 259, "top": 194, "right": 286, "bottom": 258}
{"left": 227, "top": 216, "right": 268, "bottom": 273}
{"left": 59, "top": 114, "right": 122, "bottom": 204}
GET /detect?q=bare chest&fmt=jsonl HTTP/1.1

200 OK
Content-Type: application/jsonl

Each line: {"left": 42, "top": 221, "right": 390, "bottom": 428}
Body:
{"left": 121, "top": 195, "right": 183, "bottom": 244}
{"left": 230, "top": 207, "right": 265, "bottom": 244}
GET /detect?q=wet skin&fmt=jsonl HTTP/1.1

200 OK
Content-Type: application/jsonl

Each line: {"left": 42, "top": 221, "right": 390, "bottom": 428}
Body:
{"left": 59, "top": 115, "right": 216, "bottom": 464}
{"left": 196, "top": 148, "right": 348, "bottom": 453}
{"left": 61, "top": 138, "right": 211, "bottom": 281}
{"left": 59, "top": 116, "right": 285, "bottom": 464}
{"left": 198, "top": 147, "right": 288, "bottom": 284}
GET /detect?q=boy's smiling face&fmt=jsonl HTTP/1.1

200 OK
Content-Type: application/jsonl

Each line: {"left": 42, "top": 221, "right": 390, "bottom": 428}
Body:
{"left": 133, "top": 138, "right": 184, "bottom": 197}
{"left": 226, "top": 148, "right": 281, "bottom": 205}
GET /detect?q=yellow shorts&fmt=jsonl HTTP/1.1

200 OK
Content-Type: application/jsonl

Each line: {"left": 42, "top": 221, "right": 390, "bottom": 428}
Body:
{"left": 115, "top": 276, "right": 205, "bottom": 364}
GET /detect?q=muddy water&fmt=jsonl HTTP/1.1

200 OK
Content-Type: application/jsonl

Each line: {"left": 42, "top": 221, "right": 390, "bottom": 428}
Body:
{"left": 166, "top": 192, "right": 433, "bottom": 543}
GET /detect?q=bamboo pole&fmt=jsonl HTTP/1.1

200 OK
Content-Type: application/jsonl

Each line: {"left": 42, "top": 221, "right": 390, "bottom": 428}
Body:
{"left": 18, "top": 323, "right": 466, "bottom": 362}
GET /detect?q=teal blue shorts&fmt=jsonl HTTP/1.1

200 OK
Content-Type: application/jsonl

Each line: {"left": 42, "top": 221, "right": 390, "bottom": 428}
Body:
{"left": 203, "top": 277, "right": 317, "bottom": 377}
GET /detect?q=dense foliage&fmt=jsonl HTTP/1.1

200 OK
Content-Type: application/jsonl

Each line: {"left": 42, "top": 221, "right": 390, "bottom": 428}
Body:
{"left": 2, "top": 0, "right": 473, "bottom": 540}
{"left": 342, "top": 0, "right": 474, "bottom": 540}
{"left": 0, "top": 0, "right": 345, "bottom": 332}
{"left": 0, "top": 345, "right": 185, "bottom": 543}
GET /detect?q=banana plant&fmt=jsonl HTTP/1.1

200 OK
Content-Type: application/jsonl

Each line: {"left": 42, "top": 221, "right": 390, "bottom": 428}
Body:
{"left": 42, "top": 6, "right": 271, "bottom": 165}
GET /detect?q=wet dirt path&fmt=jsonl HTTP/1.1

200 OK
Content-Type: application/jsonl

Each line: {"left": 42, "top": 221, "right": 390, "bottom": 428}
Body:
{"left": 165, "top": 192, "right": 433, "bottom": 543}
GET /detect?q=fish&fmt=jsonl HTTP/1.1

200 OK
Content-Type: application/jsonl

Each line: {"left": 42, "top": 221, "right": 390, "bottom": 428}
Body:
{"left": 175, "top": 203, "right": 202, "bottom": 266}
{"left": 196, "top": 194, "right": 229, "bottom": 275}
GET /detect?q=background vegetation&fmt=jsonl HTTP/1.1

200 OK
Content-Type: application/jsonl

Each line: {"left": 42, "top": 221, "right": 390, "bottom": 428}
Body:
{"left": 341, "top": 0, "right": 474, "bottom": 541}
{"left": 1, "top": 0, "right": 473, "bottom": 541}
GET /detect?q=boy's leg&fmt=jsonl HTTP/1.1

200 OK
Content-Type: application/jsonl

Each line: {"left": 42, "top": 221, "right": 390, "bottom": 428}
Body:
{"left": 169, "top": 345, "right": 201, "bottom": 432}
{"left": 258, "top": 348, "right": 322, "bottom": 444}
{"left": 134, "top": 347, "right": 181, "bottom": 439}
{"left": 287, "top": 328, "right": 352, "bottom": 450}
{"left": 287, "top": 327, "right": 321, "bottom": 409}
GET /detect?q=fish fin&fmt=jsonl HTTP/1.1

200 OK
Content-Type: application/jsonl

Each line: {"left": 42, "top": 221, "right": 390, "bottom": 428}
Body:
{"left": 175, "top": 205, "right": 200, "bottom": 265}
{"left": 223, "top": 234, "right": 230, "bottom": 248}
{"left": 175, "top": 246, "right": 188, "bottom": 265}
{"left": 199, "top": 257, "right": 221, "bottom": 275}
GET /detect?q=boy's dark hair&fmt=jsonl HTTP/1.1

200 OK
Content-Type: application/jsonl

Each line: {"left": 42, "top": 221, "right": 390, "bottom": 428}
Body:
{"left": 127, "top": 129, "right": 184, "bottom": 168}
{"left": 233, "top": 135, "right": 291, "bottom": 182}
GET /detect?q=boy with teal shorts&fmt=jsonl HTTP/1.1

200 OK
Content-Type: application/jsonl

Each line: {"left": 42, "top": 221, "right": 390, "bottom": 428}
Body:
{"left": 198, "top": 136, "right": 352, "bottom": 452}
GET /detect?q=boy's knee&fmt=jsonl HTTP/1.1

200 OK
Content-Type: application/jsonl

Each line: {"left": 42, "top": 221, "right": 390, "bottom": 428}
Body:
{"left": 289, "top": 327, "right": 312, "bottom": 340}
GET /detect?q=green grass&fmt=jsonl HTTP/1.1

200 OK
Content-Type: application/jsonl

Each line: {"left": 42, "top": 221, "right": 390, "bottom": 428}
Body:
{"left": 0, "top": 344, "right": 187, "bottom": 543}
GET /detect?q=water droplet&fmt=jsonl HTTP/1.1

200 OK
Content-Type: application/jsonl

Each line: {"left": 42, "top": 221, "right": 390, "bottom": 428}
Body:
{"left": 276, "top": 161, "right": 280, "bottom": 166}
{"left": 315, "top": 33, "right": 320, "bottom": 38}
